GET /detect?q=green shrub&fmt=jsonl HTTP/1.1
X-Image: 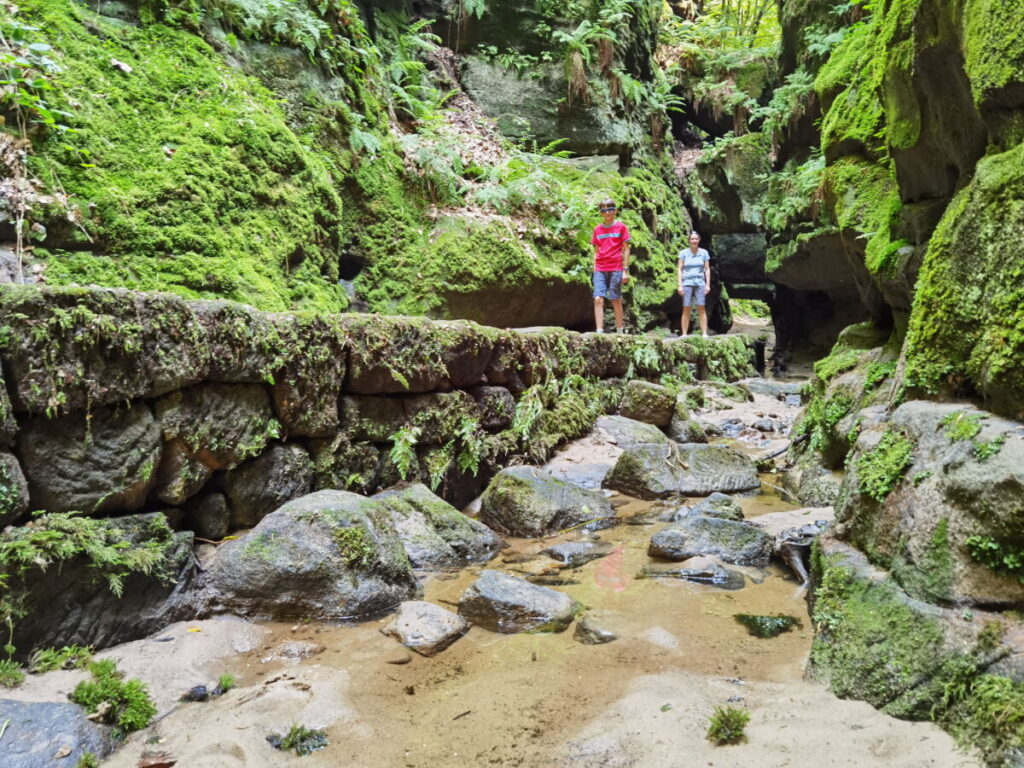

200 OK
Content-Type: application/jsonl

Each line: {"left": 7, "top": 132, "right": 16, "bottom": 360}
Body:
{"left": 77, "top": 754, "right": 99, "bottom": 768}
{"left": 70, "top": 659, "right": 157, "bottom": 735}
{"left": 29, "top": 644, "right": 93, "bottom": 673}
{"left": 707, "top": 706, "right": 750, "bottom": 745}
{"left": 216, "top": 673, "right": 237, "bottom": 693}
{"left": 267, "top": 724, "right": 329, "bottom": 756}
{"left": 0, "top": 658, "right": 25, "bottom": 688}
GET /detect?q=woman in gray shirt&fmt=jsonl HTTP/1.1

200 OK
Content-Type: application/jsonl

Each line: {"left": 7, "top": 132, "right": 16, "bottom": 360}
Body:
{"left": 677, "top": 231, "right": 711, "bottom": 337}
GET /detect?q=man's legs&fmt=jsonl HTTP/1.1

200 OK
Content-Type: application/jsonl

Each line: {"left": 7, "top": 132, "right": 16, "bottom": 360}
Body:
{"left": 611, "top": 298, "right": 624, "bottom": 331}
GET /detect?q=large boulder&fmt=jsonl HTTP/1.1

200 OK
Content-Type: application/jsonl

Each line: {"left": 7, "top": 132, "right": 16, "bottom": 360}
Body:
{"left": 17, "top": 402, "right": 162, "bottom": 515}
{"left": 458, "top": 570, "right": 580, "bottom": 633}
{"left": 479, "top": 466, "right": 616, "bottom": 537}
{"left": 837, "top": 401, "right": 1024, "bottom": 606}
{"left": 224, "top": 443, "right": 314, "bottom": 529}
{"left": 618, "top": 380, "right": 675, "bottom": 427}
{"left": 0, "top": 700, "right": 114, "bottom": 768}
{"left": 648, "top": 517, "right": 773, "bottom": 566}
{"left": 205, "top": 490, "right": 416, "bottom": 620}
{"left": 11, "top": 513, "right": 197, "bottom": 652}
{"left": 381, "top": 600, "right": 469, "bottom": 656}
{"left": 603, "top": 443, "right": 760, "bottom": 499}
{"left": 372, "top": 483, "right": 501, "bottom": 568}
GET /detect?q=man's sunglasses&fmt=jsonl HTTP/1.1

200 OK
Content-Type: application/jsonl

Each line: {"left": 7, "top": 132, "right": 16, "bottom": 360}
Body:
{"left": 599, "top": 206, "right": 616, "bottom": 212}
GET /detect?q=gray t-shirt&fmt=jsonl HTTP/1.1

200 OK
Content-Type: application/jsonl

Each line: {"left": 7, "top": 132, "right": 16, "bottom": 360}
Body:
{"left": 678, "top": 247, "right": 710, "bottom": 286}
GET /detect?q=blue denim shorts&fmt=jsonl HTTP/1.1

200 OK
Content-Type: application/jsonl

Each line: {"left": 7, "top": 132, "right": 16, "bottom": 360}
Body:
{"left": 681, "top": 284, "right": 706, "bottom": 307}
{"left": 594, "top": 270, "right": 623, "bottom": 300}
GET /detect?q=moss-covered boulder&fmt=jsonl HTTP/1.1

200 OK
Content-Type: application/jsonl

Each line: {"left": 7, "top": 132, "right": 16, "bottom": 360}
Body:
{"left": 603, "top": 443, "right": 759, "bottom": 499}
{"left": 224, "top": 444, "right": 314, "bottom": 529}
{"left": 690, "top": 492, "right": 744, "bottom": 521}
{"left": 648, "top": 517, "right": 772, "bottom": 566}
{"left": 903, "top": 143, "right": 1024, "bottom": 420}
{"left": 836, "top": 401, "right": 1024, "bottom": 607}
{"left": 810, "top": 536, "right": 1024, "bottom": 764}
{"left": 373, "top": 483, "right": 501, "bottom": 569}
{"left": 595, "top": 415, "right": 670, "bottom": 450}
{"left": 618, "top": 380, "right": 675, "bottom": 427}
{"left": 469, "top": 386, "right": 516, "bottom": 431}
{"left": 206, "top": 490, "right": 416, "bottom": 620}
{"left": 17, "top": 403, "right": 162, "bottom": 515}
{"left": 479, "top": 466, "right": 615, "bottom": 537}
{"left": 458, "top": 570, "right": 580, "bottom": 634}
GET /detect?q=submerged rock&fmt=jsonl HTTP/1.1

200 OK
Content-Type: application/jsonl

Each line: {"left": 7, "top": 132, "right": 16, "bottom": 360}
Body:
{"left": 648, "top": 517, "right": 773, "bottom": 566}
{"left": 603, "top": 443, "right": 760, "bottom": 499}
{"left": 0, "top": 700, "right": 113, "bottom": 768}
{"left": 458, "top": 570, "right": 580, "bottom": 633}
{"left": 206, "top": 490, "right": 416, "bottom": 620}
{"left": 543, "top": 541, "right": 614, "bottom": 566}
{"left": 637, "top": 563, "right": 746, "bottom": 590}
{"left": 574, "top": 615, "right": 619, "bottom": 645}
{"left": 479, "top": 466, "right": 615, "bottom": 537}
{"left": 381, "top": 600, "right": 470, "bottom": 656}
{"left": 734, "top": 613, "right": 801, "bottom": 638}
{"left": 373, "top": 483, "right": 501, "bottom": 568}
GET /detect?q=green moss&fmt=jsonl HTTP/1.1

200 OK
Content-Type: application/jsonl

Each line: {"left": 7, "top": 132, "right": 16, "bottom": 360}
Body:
{"left": 70, "top": 658, "right": 156, "bottom": 735}
{"left": 962, "top": 0, "right": 1024, "bottom": 108}
{"left": 940, "top": 411, "right": 983, "bottom": 442}
{"left": 855, "top": 428, "right": 913, "bottom": 502}
{"left": 795, "top": 390, "right": 854, "bottom": 457}
{"left": 332, "top": 526, "right": 375, "bottom": 569}
{"left": 903, "top": 143, "right": 1024, "bottom": 414}
{"left": 813, "top": 346, "right": 861, "bottom": 383}
{"left": 28, "top": 644, "right": 92, "bottom": 673}
{"left": 894, "top": 518, "right": 954, "bottom": 602}
{"left": 27, "top": 0, "right": 352, "bottom": 311}
{"left": 964, "top": 535, "right": 1024, "bottom": 582}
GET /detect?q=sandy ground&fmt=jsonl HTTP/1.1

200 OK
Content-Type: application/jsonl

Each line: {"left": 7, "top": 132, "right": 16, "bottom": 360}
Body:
{"left": 6, "top": 385, "right": 980, "bottom": 768}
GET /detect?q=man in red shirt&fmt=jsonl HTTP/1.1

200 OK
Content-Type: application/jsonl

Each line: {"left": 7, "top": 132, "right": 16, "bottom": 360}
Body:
{"left": 590, "top": 198, "right": 631, "bottom": 333}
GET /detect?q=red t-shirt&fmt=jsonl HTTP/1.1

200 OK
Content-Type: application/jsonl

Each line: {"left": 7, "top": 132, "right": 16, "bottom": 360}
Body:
{"left": 591, "top": 221, "right": 631, "bottom": 271}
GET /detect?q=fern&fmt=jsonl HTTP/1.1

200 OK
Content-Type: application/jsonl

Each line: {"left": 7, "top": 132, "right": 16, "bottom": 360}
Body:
{"left": 388, "top": 426, "right": 421, "bottom": 481}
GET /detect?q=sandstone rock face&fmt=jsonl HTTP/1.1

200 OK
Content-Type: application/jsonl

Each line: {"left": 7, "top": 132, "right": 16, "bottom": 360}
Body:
{"left": 458, "top": 570, "right": 579, "bottom": 634}
{"left": 618, "top": 380, "right": 675, "bottom": 427}
{"left": 480, "top": 466, "right": 616, "bottom": 537}
{"left": 603, "top": 443, "right": 759, "bottom": 499}
{"left": 206, "top": 490, "right": 416, "bottom": 620}
{"left": 373, "top": 483, "right": 501, "bottom": 568}
{"left": 225, "top": 443, "right": 314, "bottom": 529}
{"left": 838, "top": 401, "right": 1024, "bottom": 606}
{"left": 18, "top": 403, "right": 162, "bottom": 515}
{"left": 0, "top": 452, "right": 29, "bottom": 527}
{"left": 0, "top": 700, "right": 113, "bottom": 768}
{"left": 381, "top": 601, "right": 470, "bottom": 656}
{"left": 648, "top": 517, "right": 773, "bottom": 566}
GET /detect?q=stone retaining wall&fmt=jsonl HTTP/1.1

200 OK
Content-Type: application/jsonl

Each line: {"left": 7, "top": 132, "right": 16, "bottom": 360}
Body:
{"left": 0, "top": 286, "right": 756, "bottom": 530}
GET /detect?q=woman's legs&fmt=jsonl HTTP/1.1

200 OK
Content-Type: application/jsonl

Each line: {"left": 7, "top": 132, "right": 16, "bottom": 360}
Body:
{"left": 680, "top": 305, "right": 691, "bottom": 336}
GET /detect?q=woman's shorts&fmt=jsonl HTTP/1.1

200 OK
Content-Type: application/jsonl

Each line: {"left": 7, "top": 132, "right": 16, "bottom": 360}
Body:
{"left": 593, "top": 270, "right": 623, "bottom": 300}
{"left": 681, "top": 284, "right": 706, "bottom": 307}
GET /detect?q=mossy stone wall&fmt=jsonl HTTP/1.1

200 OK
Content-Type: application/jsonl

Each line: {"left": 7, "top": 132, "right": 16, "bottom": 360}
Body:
{"left": 0, "top": 286, "right": 755, "bottom": 526}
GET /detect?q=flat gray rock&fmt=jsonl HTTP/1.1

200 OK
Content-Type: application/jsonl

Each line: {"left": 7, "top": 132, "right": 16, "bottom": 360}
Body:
{"left": 574, "top": 615, "right": 618, "bottom": 644}
{"left": 381, "top": 601, "right": 470, "bottom": 656}
{"left": 480, "top": 466, "right": 615, "bottom": 537}
{"left": 604, "top": 443, "right": 760, "bottom": 499}
{"left": 691, "top": 492, "right": 744, "bottom": 521}
{"left": 543, "top": 541, "right": 614, "bottom": 566}
{"left": 648, "top": 517, "right": 773, "bottom": 566}
{"left": 458, "top": 570, "right": 580, "bottom": 633}
{"left": 595, "top": 415, "right": 669, "bottom": 449}
{"left": 0, "top": 700, "right": 113, "bottom": 768}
